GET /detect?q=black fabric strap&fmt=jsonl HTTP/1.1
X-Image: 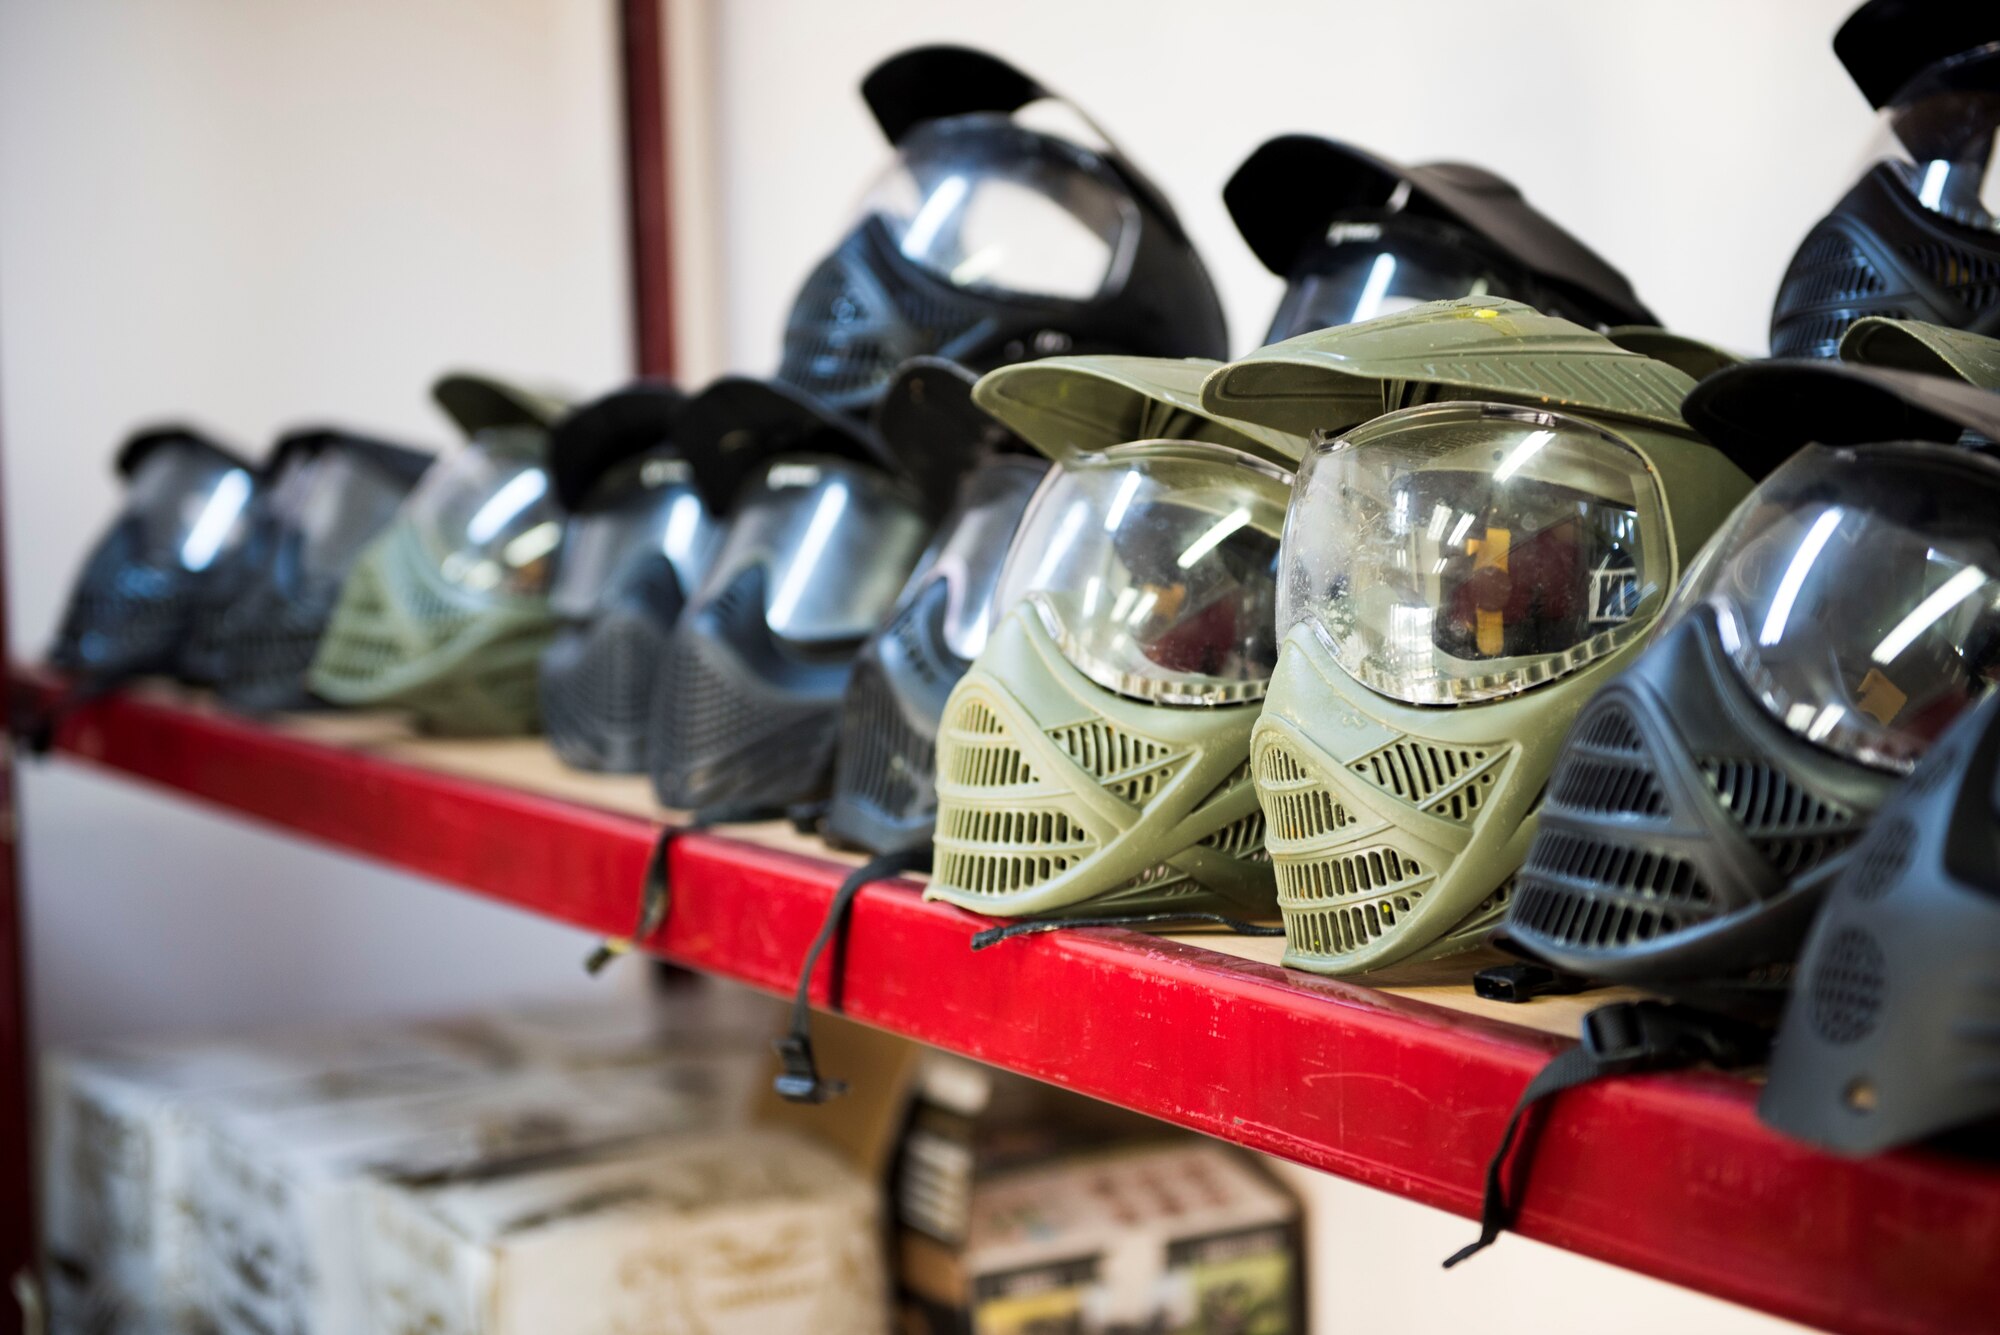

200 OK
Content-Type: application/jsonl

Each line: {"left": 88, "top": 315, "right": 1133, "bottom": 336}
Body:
{"left": 1443, "top": 1000, "right": 1769, "bottom": 1268}
{"left": 970, "top": 912, "right": 1285, "bottom": 951}
{"left": 582, "top": 801, "right": 778, "bottom": 975}
{"left": 773, "top": 847, "right": 929, "bottom": 1104}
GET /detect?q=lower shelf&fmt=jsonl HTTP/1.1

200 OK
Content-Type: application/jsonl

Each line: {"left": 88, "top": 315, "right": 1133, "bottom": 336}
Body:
{"left": 25, "top": 671, "right": 2000, "bottom": 1335}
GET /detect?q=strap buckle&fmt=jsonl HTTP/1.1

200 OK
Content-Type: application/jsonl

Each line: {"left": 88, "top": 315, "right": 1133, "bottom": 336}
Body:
{"left": 771, "top": 1033, "right": 848, "bottom": 1104}
{"left": 1579, "top": 1000, "right": 1768, "bottom": 1074}
{"left": 1473, "top": 963, "right": 1590, "bottom": 1004}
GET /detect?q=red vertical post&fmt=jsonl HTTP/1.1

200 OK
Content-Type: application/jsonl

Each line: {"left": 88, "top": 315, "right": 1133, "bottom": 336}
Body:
{"left": 0, "top": 363, "right": 36, "bottom": 1332}
{"left": 621, "top": 0, "right": 677, "bottom": 380}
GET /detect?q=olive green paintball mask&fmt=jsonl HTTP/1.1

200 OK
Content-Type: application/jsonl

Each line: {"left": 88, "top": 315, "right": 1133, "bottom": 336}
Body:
{"left": 1198, "top": 297, "right": 1757, "bottom": 975}
{"left": 309, "top": 373, "right": 570, "bottom": 735}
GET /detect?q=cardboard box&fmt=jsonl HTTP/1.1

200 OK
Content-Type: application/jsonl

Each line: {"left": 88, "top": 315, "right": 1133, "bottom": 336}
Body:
{"left": 890, "top": 1059, "right": 1304, "bottom": 1335}
{"left": 185, "top": 1055, "right": 762, "bottom": 1335}
{"left": 359, "top": 1127, "right": 889, "bottom": 1335}
{"left": 41, "top": 1025, "right": 505, "bottom": 1335}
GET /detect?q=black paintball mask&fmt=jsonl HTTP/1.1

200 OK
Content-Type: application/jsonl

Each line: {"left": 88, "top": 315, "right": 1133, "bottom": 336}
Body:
{"left": 823, "top": 360, "right": 1048, "bottom": 856}
{"left": 178, "top": 429, "right": 432, "bottom": 713}
{"left": 1505, "top": 359, "right": 2000, "bottom": 998}
{"left": 538, "top": 384, "right": 722, "bottom": 773}
{"left": 1771, "top": 1, "right": 2000, "bottom": 358}
{"left": 1224, "top": 134, "right": 1656, "bottom": 344}
{"left": 777, "top": 45, "right": 1228, "bottom": 414}
{"left": 51, "top": 426, "right": 259, "bottom": 690}
{"left": 647, "top": 374, "right": 956, "bottom": 812}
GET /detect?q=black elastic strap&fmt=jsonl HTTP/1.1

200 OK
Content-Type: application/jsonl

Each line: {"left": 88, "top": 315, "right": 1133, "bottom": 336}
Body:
{"left": 1443, "top": 1000, "right": 1768, "bottom": 1268}
{"left": 773, "top": 847, "right": 929, "bottom": 1104}
{"left": 970, "top": 912, "right": 1285, "bottom": 951}
{"left": 12, "top": 675, "right": 130, "bottom": 758}
{"left": 1472, "top": 962, "right": 1596, "bottom": 1005}
{"left": 583, "top": 800, "right": 777, "bottom": 975}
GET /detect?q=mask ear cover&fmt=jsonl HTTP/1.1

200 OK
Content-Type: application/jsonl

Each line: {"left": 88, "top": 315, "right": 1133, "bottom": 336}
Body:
{"left": 1760, "top": 688, "right": 2000, "bottom": 1154}
{"left": 52, "top": 425, "right": 257, "bottom": 686}
{"left": 187, "top": 428, "right": 432, "bottom": 712}
{"left": 1223, "top": 135, "right": 1656, "bottom": 332}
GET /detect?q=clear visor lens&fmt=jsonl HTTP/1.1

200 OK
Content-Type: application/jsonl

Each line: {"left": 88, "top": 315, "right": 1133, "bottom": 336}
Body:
{"left": 123, "top": 444, "right": 257, "bottom": 572}
{"left": 697, "top": 456, "right": 932, "bottom": 643}
{"left": 1872, "top": 45, "right": 2000, "bottom": 230}
{"left": 1665, "top": 443, "right": 2000, "bottom": 772}
{"left": 858, "top": 117, "right": 1133, "bottom": 301}
{"left": 896, "top": 455, "right": 1049, "bottom": 661}
{"left": 266, "top": 449, "right": 421, "bottom": 584}
{"left": 994, "top": 442, "right": 1291, "bottom": 706}
{"left": 405, "top": 428, "right": 562, "bottom": 598}
{"left": 548, "top": 470, "right": 719, "bottom": 620}
{"left": 1266, "top": 226, "right": 1521, "bottom": 342}
{"left": 1282, "top": 403, "right": 1670, "bottom": 706}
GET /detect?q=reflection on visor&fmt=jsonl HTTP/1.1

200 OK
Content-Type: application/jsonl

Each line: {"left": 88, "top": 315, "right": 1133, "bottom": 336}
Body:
{"left": 693, "top": 455, "right": 932, "bottom": 644}
{"left": 405, "top": 429, "right": 562, "bottom": 598}
{"left": 1882, "top": 46, "right": 2000, "bottom": 231}
{"left": 548, "top": 459, "right": 719, "bottom": 621}
{"left": 859, "top": 117, "right": 1135, "bottom": 300}
{"left": 1282, "top": 403, "right": 1669, "bottom": 706}
{"left": 1266, "top": 221, "right": 1516, "bottom": 342}
{"left": 124, "top": 446, "right": 256, "bottom": 571}
{"left": 892, "top": 455, "right": 1049, "bottom": 662}
{"left": 1665, "top": 442, "right": 2000, "bottom": 772}
{"left": 994, "top": 442, "right": 1290, "bottom": 706}
{"left": 264, "top": 449, "right": 420, "bottom": 587}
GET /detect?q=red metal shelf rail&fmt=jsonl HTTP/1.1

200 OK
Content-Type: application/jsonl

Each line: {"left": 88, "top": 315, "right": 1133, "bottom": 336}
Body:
{"left": 29, "top": 678, "right": 2000, "bottom": 1335}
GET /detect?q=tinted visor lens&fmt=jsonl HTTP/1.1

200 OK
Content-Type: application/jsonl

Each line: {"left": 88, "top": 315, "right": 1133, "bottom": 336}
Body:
{"left": 124, "top": 443, "right": 257, "bottom": 571}
{"left": 265, "top": 448, "right": 422, "bottom": 585}
{"left": 405, "top": 428, "right": 562, "bottom": 598}
{"left": 548, "top": 461, "right": 719, "bottom": 620}
{"left": 1883, "top": 44, "right": 2000, "bottom": 230}
{"left": 858, "top": 116, "right": 1133, "bottom": 300}
{"left": 1282, "top": 403, "right": 1669, "bottom": 706}
{"left": 1666, "top": 443, "right": 2000, "bottom": 772}
{"left": 696, "top": 455, "right": 932, "bottom": 644}
{"left": 994, "top": 442, "right": 1290, "bottom": 706}
{"left": 897, "top": 454, "right": 1049, "bottom": 661}
{"left": 1266, "top": 224, "right": 1524, "bottom": 342}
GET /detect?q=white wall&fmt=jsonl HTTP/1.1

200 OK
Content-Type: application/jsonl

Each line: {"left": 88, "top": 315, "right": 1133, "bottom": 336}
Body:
{"left": 701, "top": 3, "right": 1849, "bottom": 1331}
{"left": 0, "top": 0, "right": 640, "bottom": 1049}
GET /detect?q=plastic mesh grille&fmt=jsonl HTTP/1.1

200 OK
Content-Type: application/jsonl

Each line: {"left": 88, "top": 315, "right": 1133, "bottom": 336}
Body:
{"left": 1698, "top": 756, "right": 1859, "bottom": 878}
{"left": 1255, "top": 743, "right": 1354, "bottom": 844}
{"left": 1276, "top": 845, "right": 1428, "bottom": 904}
{"left": 313, "top": 550, "right": 477, "bottom": 686}
{"left": 1045, "top": 721, "right": 1183, "bottom": 804}
{"left": 1348, "top": 739, "right": 1497, "bottom": 824}
{"left": 1510, "top": 829, "right": 1717, "bottom": 951}
{"left": 1770, "top": 224, "right": 1911, "bottom": 360}
{"left": 778, "top": 248, "right": 967, "bottom": 402}
{"left": 1281, "top": 853, "right": 1430, "bottom": 957}
{"left": 651, "top": 631, "right": 823, "bottom": 769}
{"left": 1847, "top": 818, "right": 1916, "bottom": 904}
{"left": 1809, "top": 926, "right": 1887, "bottom": 1045}
{"left": 1200, "top": 810, "right": 1268, "bottom": 859}
{"left": 1548, "top": 705, "right": 1667, "bottom": 818}
{"left": 1901, "top": 239, "right": 2000, "bottom": 311}
{"left": 833, "top": 663, "right": 935, "bottom": 824}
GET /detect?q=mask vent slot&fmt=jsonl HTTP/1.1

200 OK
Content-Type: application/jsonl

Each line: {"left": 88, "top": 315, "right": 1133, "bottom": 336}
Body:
{"left": 1698, "top": 756, "right": 1858, "bottom": 879}
{"left": 1808, "top": 926, "right": 1887, "bottom": 1045}
{"left": 1769, "top": 222, "right": 1911, "bottom": 360}
{"left": 1254, "top": 743, "right": 1355, "bottom": 843}
{"left": 1510, "top": 830, "right": 1716, "bottom": 951}
{"left": 1045, "top": 721, "right": 1183, "bottom": 804}
{"left": 1900, "top": 240, "right": 2000, "bottom": 311}
{"left": 1276, "top": 846, "right": 1428, "bottom": 904}
{"left": 1199, "top": 811, "right": 1267, "bottom": 859}
{"left": 1348, "top": 740, "right": 1497, "bottom": 824}
{"left": 1279, "top": 852, "right": 1431, "bottom": 956}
